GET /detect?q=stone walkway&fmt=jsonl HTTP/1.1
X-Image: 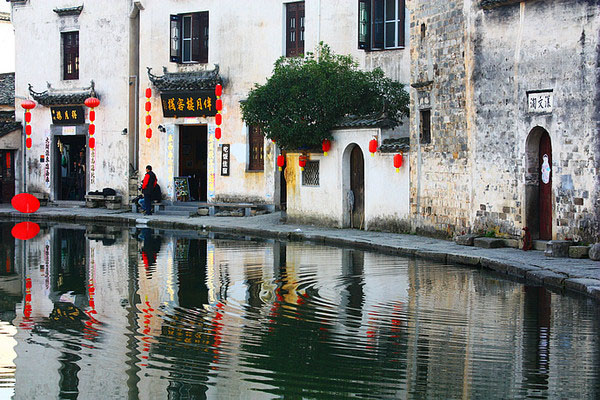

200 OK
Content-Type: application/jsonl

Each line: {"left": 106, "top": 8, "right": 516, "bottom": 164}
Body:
{"left": 1, "top": 203, "right": 599, "bottom": 301}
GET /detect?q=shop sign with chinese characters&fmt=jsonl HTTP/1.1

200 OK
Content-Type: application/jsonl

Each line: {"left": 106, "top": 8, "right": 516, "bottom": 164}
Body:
{"left": 221, "top": 144, "right": 230, "bottom": 176}
{"left": 51, "top": 106, "right": 85, "bottom": 125}
{"left": 527, "top": 90, "right": 553, "bottom": 113}
{"left": 160, "top": 91, "right": 217, "bottom": 118}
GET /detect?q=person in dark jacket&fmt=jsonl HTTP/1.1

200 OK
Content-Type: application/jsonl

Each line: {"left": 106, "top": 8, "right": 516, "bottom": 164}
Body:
{"left": 141, "top": 165, "right": 157, "bottom": 215}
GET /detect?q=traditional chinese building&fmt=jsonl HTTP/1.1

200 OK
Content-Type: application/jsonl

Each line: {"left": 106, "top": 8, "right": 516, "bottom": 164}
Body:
{"left": 408, "top": 0, "right": 600, "bottom": 243}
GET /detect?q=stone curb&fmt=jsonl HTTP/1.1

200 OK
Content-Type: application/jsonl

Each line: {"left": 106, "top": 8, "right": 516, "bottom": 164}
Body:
{"left": 2, "top": 209, "right": 600, "bottom": 302}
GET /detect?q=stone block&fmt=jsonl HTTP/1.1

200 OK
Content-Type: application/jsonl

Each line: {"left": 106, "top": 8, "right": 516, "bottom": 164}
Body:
{"left": 544, "top": 240, "right": 571, "bottom": 258}
{"left": 589, "top": 243, "right": 600, "bottom": 261}
{"left": 568, "top": 246, "right": 589, "bottom": 259}
{"left": 197, "top": 208, "right": 209, "bottom": 216}
{"left": 106, "top": 202, "right": 121, "bottom": 210}
{"left": 473, "top": 237, "right": 505, "bottom": 248}
{"left": 455, "top": 234, "right": 478, "bottom": 246}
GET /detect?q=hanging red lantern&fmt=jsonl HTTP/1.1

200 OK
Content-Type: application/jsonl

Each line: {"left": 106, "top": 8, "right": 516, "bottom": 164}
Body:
{"left": 145, "top": 102, "right": 151, "bottom": 112}
{"left": 393, "top": 153, "right": 403, "bottom": 172}
{"left": 215, "top": 84, "right": 222, "bottom": 97}
{"left": 88, "top": 124, "right": 95, "bottom": 135}
{"left": 25, "top": 138, "right": 32, "bottom": 148}
{"left": 146, "top": 128, "right": 152, "bottom": 139}
{"left": 215, "top": 127, "right": 222, "bottom": 140}
{"left": 277, "top": 154, "right": 285, "bottom": 171}
{"left": 11, "top": 193, "right": 40, "bottom": 213}
{"left": 145, "top": 88, "right": 152, "bottom": 98}
{"left": 369, "top": 138, "right": 378, "bottom": 156}
{"left": 84, "top": 97, "right": 100, "bottom": 108}
{"left": 11, "top": 221, "right": 40, "bottom": 241}
{"left": 299, "top": 154, "right": 307, "bottom": 171}
{"left": 89, "top": 110, "right": 95, "bottom": 122}
{"left": 89, "top": 137, "right": 95, "bottom": 149}
{"left": 24, "top": 112, "right": 31, "bottom": 123}
{"left": 322, "top": 139, "right": 331, "bottom": 156}
{"left": 145, "top": 115, "right": 152, "bottom": 125}
{"left": 25, "top": 125, "right": 31, "bottom": 136}
{"left": 216, "top": 99, "right": 223, "bottom": 111}
{"left": 21, "top": 100, "right": 36, "bottom": 110}
{"left": 215, "top": 113, "right": 222, "bottom": 125}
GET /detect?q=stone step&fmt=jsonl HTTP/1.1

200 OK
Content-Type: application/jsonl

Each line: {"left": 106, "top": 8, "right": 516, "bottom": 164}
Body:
{"left": 473, "top": 237, "right": 506, "bottom": 249}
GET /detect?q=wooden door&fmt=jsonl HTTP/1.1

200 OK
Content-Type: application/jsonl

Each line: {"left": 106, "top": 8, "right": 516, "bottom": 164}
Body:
{"left": 538, "top": 132, "right": 552, "bottom": 240}
{"left": 350, "top": 146, "right": 364, "bottom": 229}
{"left": 0, "top": 151, "right": 15, "bottom": 203}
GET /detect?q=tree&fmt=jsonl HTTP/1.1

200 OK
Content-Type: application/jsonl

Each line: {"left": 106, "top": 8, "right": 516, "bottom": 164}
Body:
{"left": 241, "top": 44, "right": 409, "bottom": 151}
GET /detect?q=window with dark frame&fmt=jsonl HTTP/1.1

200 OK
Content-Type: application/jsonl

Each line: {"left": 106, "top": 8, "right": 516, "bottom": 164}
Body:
{"left": 248, "top": 125, "right": 264, "bottom": 171}
{"left": 286, "top": 2, "right": 305, "bottom": 57}
{"left": 62, "top": 31, "right": 79, "bottom": 80}
{"left": 170, "top": 11, "right": 209, "bottom": 63}
{"left": 302, "top": 160, "right": 319, "bottom": 186}
{"left": 420, "top": 109, "right": 431, "bottom": 145}
{"left": 358, "top": 0, "right": 405, "bottom": 50}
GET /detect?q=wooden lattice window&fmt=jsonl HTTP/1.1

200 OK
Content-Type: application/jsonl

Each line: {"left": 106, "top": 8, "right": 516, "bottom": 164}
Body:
{"left": 248, "top": 125, "right": 264, "bottom": 171}
{"left": 302, "top": 160, "right": 319, "bottom": 186}
{"left": 286, "top": 2, "right": 305, "bottom": 57}
{"left": 62, "top": 31, "right": 79, "bottom": 80}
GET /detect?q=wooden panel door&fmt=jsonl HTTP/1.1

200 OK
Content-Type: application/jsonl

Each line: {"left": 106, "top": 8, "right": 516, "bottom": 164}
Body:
{"left": 0, "top": 151, "right": 15, "bottom": 203}
{"left": 538, "top": 131, "right": 552, "bottom": 240}
{"left": 350, "top": 146, "right": 364, "bottom": 229}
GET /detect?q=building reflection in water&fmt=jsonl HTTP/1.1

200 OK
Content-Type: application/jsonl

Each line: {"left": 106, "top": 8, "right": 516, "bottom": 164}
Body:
{"left": 0, "top": 222, "right": 596, "bottom": 398}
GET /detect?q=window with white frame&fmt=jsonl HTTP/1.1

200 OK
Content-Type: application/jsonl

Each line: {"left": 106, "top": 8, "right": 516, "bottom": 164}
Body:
{"left": 358, "top": 0, "right": 406, "bottom": 50}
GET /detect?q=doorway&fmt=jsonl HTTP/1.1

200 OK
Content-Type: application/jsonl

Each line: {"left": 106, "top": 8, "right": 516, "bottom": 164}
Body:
{"left": 0, "top": 150, "right": 15, "bottom": 203}
{"left": 525, "top": 127, "right": 552, "bottom": 240}
{"left": 350, "top": 145, "right": 365, "bottom": 229}
{"left": 179, "top": 125, "right": 207, "bottom": 202}
{"left": 55, "top": 135, "right": 86, "bottom": 201}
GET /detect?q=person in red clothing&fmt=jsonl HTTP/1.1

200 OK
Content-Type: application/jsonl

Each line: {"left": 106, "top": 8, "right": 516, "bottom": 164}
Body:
{"left": 141, "top": 165, "right": 157, "bottom": 215}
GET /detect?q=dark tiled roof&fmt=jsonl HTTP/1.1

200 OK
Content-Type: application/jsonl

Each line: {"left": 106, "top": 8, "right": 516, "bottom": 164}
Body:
{"left": 29, "top": 81, "right": 98, "bottom": 106}
{"left": 53, "top": 5, "right": 83, "bottom": 16}
{"left": 0, "top": 120, "right": 21, "bottom": 138}
{"left": 148, "top": 65, "right": 224, "bottom": 92}
{"left": 379, "top": 137, "right": 409, "bottom": 153}
{"left": 334, "top": 115, "right": 399, "bottom": 130}
{"left": 0, "top": 73, "right": 15, "bottom": 106}
{"left": 480, "top": 0, "right": 522, "bottom": 9}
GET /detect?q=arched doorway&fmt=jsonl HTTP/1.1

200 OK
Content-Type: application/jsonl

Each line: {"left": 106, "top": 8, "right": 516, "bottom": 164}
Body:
{"left": 349, "top": 145, "right": 365, "bottom": 229}
{"left": 525, "top": 127, "right": 552, "bottom": 240}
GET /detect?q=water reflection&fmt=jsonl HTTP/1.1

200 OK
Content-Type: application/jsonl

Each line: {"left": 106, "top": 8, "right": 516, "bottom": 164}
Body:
{"left": 0, "top": 221, "right": 598, "bottom": 399}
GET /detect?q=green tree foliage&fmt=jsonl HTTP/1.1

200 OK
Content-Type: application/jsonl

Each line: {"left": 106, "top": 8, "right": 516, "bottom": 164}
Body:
{"left": 241, "top": 44, "right": 409, "bottom": 150}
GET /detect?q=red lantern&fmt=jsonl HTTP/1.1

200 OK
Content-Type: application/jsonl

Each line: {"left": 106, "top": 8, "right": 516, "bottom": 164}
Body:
{"left": 393, "top": 153, "right": 403, "bottom": 172}
{"left": 25, "top": 138, "right": 32, "bottom": 148}
{"left": 322, "top": 139, "right": 331, "bottom": 156}
{"left": 11, "top": 221, "right": 40, "bottom": 241}
{"left": 145, "top": 102, "right": 151, "bottom": 112}
{"left": 215, "top": 84, "right": 222, "bottom": 97}
{"left": 21, "top": 100, "right": 36, "bottom": 110}
{"left": 277, "top": 154, "right": 285, "bottom": 171}
{"left": 215, "top": 127, "right": 221, "bottom": 140}
{"left": 84, "top": 97, "right": 100, "bottom": 108}
{"left": 11, "top": 193, "right": 40, "bottom": 213}
{"left": 215, "top": 113, "right": 222, "bottom": 125}
{"left": 24, "top": 112, "right": 31, "bottom": 123}
{"left": 89, "top": 137, "right": 95, "bottom": 149}
{"left": 145, "top": 115, "right": 152, "bottom": 125}
{"left": 145, "top": 88, "right": 152, "bottom": 98}
{"left": 88, "top": 124, "right": 95, "bottom": 135}
{"left": 369, "top": 138, "right": 378, "bottom": 156}
{"left": 146, "top": 128, "right": 152, "bottom": 139}
{"left": 89, "top": 110, "right": 95, "bottom": 122}
{"left": 299, "top": 154, "right": 307, "bottom": 171}
{"left": 25, "top": 125, "right": 31, "bottom": 136}
{"left": 216, "top": 99, "right": 223, "bottom": 111}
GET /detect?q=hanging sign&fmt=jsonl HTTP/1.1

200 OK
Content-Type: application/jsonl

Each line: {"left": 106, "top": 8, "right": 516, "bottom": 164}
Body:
{"left": 221, "top": 144, "right": 230, "bottom": 176}
{"left": 51, "top": 106, "right": 85, "bottom": 125}
{"left": 160, "top": 91, "right": 217, "bottom": 118}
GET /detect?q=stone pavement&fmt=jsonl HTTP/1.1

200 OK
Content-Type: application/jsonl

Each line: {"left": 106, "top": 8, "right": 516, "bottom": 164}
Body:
{"left": 1, "top": 203, "right": 599, "bottom": 301}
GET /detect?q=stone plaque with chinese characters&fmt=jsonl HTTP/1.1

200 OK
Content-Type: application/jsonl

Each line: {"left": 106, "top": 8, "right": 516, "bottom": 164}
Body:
{"left": 527, "top": 91, "right": 553, "bottom": 113}
{"left": 160, "top": 91, "right": 217, "bottom": 117}
{"left": 51, "top": 106, "right": 85, "bottom": 125}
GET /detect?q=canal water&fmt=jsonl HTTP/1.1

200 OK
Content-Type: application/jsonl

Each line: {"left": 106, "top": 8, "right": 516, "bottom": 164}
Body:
{"left": 0, "top": 221, "right": 598, "bottom": 399}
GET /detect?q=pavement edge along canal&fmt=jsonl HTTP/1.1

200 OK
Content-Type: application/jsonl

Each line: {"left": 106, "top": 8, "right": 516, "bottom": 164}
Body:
{"left": 2, "top": 205, "right": 600, "bottom": 302}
